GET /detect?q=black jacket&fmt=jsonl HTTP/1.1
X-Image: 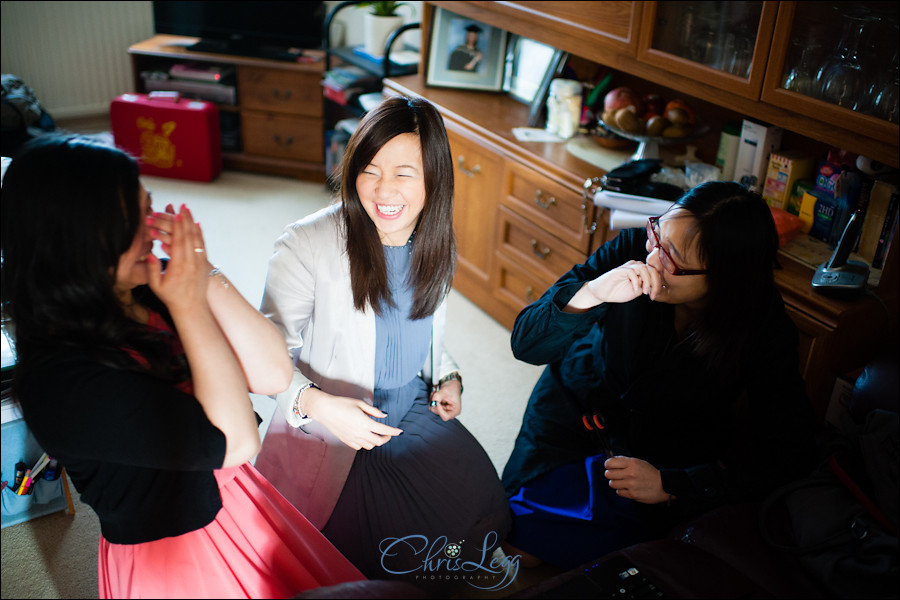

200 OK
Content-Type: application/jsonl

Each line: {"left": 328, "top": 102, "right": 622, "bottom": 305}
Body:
{"left": 501, "top": 228, "right": 819, "bottom": 519}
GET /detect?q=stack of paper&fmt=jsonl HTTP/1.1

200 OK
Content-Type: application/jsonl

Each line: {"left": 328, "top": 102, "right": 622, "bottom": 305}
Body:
{"left": 593, "top": 190, "right": 675, "bottom": 229}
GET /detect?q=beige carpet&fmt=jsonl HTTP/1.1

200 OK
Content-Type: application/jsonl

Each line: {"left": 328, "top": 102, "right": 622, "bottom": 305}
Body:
{"left": 1, "top": 164, "right": 551, "bottom": 598}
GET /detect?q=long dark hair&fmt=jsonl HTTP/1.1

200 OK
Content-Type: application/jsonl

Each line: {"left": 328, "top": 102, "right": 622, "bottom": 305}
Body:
{"left": 1, "top": 136, "right": 174, "bottom": 382}
{"left": 338, "top": 95, "right": 456, "bottom": 319}
{"left": 673, "top": 181, "right": 780, "bottom": 376}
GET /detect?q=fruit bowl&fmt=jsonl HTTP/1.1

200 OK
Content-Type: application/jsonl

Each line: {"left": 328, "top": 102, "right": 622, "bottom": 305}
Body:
{"left": 597, "top": 118, "right": 711, "bottom": 161}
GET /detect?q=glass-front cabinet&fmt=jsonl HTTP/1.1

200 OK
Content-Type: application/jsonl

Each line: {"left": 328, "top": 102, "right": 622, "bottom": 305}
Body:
{"left": 636, "top": 1, "right": 778, "bottom": 99}
{"left": 762, "top": 1, "right": 898, "bottom": 145}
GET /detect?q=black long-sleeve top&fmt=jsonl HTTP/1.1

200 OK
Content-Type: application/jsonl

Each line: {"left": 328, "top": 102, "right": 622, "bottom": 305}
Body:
{"left": 502, "top": 228, "right": 819, "bottom": 519}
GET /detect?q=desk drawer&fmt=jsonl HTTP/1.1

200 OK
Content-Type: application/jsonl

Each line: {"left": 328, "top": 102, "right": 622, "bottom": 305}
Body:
{"left": 241, "top": 112, "right": 322, "bottom": 161}
{"left": 503, "top": 160, "right": 594, "bottom": 254}
{"left": 494, "top": 252, "right": 557, "bottom": 314}
{"left": 497, "top": 205, "right": 585, "bottom": 283}
{"left": 238, "top": 66, "right": 322, "bottom": 117}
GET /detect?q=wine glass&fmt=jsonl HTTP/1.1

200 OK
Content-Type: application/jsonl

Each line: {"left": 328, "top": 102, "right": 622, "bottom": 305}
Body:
{"left": 783, "top": 40, "right": 821, "bottom": 97}
{"left": 816, "top": 8, "right": 878, "bottom": 111}
{"left": 866, "top": 19, "right": 899, "bottom": 122}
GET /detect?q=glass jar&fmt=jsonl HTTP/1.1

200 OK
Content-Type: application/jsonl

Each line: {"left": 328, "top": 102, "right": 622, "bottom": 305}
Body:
{"left": 546, "top": 79, "right": 582, "bottom": 139}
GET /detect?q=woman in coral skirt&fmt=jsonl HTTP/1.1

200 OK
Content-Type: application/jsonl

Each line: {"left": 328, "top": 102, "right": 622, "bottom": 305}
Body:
{"left": 1, "top": 136, "right": 364, "bottom": 598}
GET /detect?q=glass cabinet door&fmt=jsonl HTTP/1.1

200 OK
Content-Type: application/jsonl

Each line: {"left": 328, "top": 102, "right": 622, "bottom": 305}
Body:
{"left": 637, "top": 1, "right": 777, "bottom": 99}
{"left": 762, "top": 1, "right": 898, "bottom": 146}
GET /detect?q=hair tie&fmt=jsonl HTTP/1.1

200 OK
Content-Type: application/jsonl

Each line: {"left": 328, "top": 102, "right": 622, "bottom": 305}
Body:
{"left": 407, "top": 98, "right": 418, "bottom": 113}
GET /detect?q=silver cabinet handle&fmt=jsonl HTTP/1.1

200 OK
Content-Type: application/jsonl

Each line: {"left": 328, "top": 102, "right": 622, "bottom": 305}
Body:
{"left": 534, "top": 189, "right": 556, "bottom": 209}
{"left": 582, "top": 177, "right": 599, "bottom": 234}
{"left": 531, "top": 239, "right": 551, "bottom": 260}
{"left": 457, "top": 156, "right": 481, "bottom": 178}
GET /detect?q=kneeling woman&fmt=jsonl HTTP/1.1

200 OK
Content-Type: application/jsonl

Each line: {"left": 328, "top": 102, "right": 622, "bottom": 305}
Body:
{"left": 501, "top": 181, "right": 820, "bottom": 569}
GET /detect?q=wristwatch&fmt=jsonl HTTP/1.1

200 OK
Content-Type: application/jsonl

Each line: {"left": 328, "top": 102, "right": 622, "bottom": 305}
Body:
{"left": 437, "top": 372, "right": 463, "bottom": 394}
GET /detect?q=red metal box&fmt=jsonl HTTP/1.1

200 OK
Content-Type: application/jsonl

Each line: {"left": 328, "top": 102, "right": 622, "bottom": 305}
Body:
{"left": 111, "top": 92, "right": 221, "bottom": 182}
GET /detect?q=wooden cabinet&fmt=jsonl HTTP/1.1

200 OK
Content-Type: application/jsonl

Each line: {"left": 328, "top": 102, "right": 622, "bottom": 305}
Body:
{"left": 128, "top": 35, "right": 326, "bottom": 181}
{"left": 761, "top": 2, "right": 898, "bottom": 147}
{"left": 494, "top": 161, "right": 596, "bottom": 324}
{"left": 636, "top": 1, "right": 778, "bottom": 100}
{"left": 237, "top": 67, "right": 323, "bottom": 164}
{"left": 386, "top": 0, "right": 899, "bottom": 418}
{"left": 447, "top": 125, "right": 503, "bottom": 311}
{"left": 429, "top": 1, "right": 899, "bottom": 167}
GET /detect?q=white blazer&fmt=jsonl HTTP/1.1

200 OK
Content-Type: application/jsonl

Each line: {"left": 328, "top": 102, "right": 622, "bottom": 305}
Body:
{"left": 254, "top": 203, "right": 459, "bottom": 528}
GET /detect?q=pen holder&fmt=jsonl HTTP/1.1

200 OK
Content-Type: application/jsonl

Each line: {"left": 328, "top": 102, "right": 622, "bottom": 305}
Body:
{"left": 0, "top": 478, "right": 65, "bottom": 527}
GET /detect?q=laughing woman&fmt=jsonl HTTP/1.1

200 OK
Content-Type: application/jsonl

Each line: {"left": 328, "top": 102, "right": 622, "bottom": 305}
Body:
{"left": 254, "top": 96, "right": 511, "bottom": 586}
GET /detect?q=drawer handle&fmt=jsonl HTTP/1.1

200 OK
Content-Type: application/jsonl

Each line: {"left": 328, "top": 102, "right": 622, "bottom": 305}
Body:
{"left": 534, "top": 189, "right": 556, "bottom": 209}
{"left": 457, "top": 156, "right": 481, "bottom": 178}
{"left": 273, "top": 134, "right": 280, "bottom": 143}
{"left": 285, "top": 136, "right": 294, "bottom": 145}
{"left": 582, "top": 178, "right": 600, "bottom": 234}
{"left": 531, "top": 239, "right": 551, "bottom": 260}
{"left": 283, "top": 89, "right": 292, "bottom": 99}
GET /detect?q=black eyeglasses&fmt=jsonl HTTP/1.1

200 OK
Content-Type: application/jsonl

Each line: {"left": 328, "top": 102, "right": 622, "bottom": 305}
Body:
{"left": 646, "top": 216, "right": 708, "bottom": 276}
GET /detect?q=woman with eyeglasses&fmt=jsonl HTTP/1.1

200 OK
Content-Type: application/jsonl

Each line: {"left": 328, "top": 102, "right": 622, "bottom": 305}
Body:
{"left": 500, "top": 181, "right": 820, "bottom": 570}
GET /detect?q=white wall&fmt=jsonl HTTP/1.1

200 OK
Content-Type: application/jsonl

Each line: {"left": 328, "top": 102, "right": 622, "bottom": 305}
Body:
{"left": 1, "top": 1, "right": 154, "bottom": 119}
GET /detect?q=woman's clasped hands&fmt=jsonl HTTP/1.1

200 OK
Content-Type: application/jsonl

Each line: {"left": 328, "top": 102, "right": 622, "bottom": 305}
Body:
{"left": 145, "top": 203, "right": 213, "bottom": 315}
{"left": 302, "top": 389, "right": 403, "bottom": 451}
{"left": 586, "top": 260, "right": 668, "bottom": 304}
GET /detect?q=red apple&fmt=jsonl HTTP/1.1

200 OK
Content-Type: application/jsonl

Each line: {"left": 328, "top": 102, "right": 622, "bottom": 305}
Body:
{"left": 641, "top": 94, "right": 664, "bottom": 120}
{"left": 604, "top": 87, "right": 642, "bottom": 115}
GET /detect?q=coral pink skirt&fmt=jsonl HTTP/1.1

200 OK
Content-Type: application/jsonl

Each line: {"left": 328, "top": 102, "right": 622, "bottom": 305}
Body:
{"left": 98, "top": 463, "right": 364, "bottom": 599}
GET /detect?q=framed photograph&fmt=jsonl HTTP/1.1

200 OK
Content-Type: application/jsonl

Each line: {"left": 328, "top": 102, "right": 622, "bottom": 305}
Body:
{"left": 503, "top": 35, "right": 558, "bottom": 104}
{"left": 526, "top": 49, "right": 569, "bottom": 127}
{"left": 426, "top": 8, "right": 507, "bottom": 91}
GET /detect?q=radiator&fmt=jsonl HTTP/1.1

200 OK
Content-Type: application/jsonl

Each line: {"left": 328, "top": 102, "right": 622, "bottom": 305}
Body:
{"left": 0, "top": 1, "right": 154, "bottom": 119}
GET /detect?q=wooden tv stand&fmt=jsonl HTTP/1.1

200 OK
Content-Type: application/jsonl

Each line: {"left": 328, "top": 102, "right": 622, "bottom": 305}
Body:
{"left": 128, "top": 35, "right": 326, "bottom": 181}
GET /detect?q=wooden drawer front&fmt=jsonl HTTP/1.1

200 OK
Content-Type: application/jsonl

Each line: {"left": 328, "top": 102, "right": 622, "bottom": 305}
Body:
{"left": 494, "top": 253, "right": 557, "bottom": 317}
{"left": 503, "top": 160, "right": 592, "bottom": 254}
{"left": 238, "top": 66, "right": 322, "bottom": 117}
{"left": 241, "top": 112, "right": 322, "bottom": 162}
{"left": 497, "top": 205, "right": 585, "bottom": 283}
{"left": 448, "top": 128, "right": 502, "bottom": 284}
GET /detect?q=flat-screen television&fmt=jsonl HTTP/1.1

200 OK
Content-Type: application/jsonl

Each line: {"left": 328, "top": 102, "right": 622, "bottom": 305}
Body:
{"left": 153, "top": 1, "right": 327, "bottom": 60}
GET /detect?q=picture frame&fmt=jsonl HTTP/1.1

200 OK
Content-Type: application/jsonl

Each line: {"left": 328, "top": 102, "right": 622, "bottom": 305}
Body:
{"left": 503, "top": 35, "right": 558, "bottom": 105}
{"left": 526, "top": 48, "right": 569, "bottom": 127}
{"left": 426, "top": 8, "right": 507, "bottom": 92}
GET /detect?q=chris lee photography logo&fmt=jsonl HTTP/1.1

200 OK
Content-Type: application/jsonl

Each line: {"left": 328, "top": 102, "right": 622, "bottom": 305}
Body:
{"left": 378, "top": 531, "right": 521, "bottom": 591}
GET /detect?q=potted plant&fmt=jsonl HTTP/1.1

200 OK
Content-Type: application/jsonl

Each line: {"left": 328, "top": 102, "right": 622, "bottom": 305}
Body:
{"left": 358, "top": 1, "right": 413, "bottom": 57}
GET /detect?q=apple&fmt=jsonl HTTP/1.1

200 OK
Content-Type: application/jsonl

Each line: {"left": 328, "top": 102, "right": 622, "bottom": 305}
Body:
{"left": 604, "top": 87, "right": 642, "bottom": 115}
{"left": 641, "top": 94, "right": 664, "bottom": 120}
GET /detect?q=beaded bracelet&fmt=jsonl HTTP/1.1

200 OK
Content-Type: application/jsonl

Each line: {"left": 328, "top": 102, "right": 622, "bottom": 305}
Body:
{"left": 292, "top": 382, "right": 320, "bottom": 420}
{"left": 208, "top": 266, "right": 230, "bottom": 288}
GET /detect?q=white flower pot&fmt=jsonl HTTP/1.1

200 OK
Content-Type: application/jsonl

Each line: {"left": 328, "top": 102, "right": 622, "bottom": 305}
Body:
{"left": 363, "top": 13, "right": 403, "bottom": 58}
